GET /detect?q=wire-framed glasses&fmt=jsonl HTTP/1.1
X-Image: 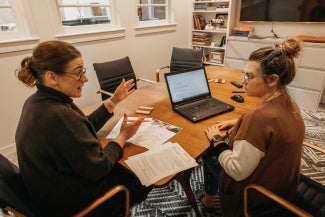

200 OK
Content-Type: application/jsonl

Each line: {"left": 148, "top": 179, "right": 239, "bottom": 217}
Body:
{"left": 242, "top": 72, "right": 267, "bottom": 81}
{"left": 65, "top": 67, "right": 86, "bottom": 81}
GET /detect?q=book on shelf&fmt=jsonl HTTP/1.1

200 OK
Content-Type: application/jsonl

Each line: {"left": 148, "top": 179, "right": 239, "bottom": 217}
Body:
{"left": 192, "top": 37, "right": 211, "bottom": 42}
{"left": 192, "top": 41, "right": 211, "bottom": 46}
{"left": 192, "top": 31, "right": 211, "bottom": 36}
{"left": 192, "top": 31, "right": 212, "bottom": 46}
{"left": 232, "top": 26, "right": 255, "bottom": 37}
{"left": 193, "top": 14, "right": 206, "bottom": 30}
{"left": 194, "top": 3, "right": 207, "bottom": 10}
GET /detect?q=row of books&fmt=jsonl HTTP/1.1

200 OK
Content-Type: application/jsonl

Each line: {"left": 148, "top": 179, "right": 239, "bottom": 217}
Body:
{"left": 193, "top": 14, "right": 206, "bottom": 30}
{"left": 192, "top": 32, "right": 211, "bottom": 46}
{"left": 232, "top": 26, "right": 255, "bottom": 37}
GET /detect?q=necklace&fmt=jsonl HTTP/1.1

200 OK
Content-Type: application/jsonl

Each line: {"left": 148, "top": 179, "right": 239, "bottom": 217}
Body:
{"left": 263, "top": 90, "right": 284, "bottom": 103}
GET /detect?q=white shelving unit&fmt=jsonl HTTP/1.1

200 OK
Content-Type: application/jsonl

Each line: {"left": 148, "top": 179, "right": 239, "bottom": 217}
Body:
{"left": 192, "top": 0, "right": 232, "bottom": 66}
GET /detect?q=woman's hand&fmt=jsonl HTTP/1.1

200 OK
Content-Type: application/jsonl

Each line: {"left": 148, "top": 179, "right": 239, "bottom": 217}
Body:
{"left": 111, "top": 78, "right": 135, "bottom": 104}
{"left": 114, "top": 114, "right": 144, "bottom": 148}
{"left": 205, "top": 124, "right": 223, "bottom": 141}
{"left": 214, "top": 119, "right": 237, "bottom": 134}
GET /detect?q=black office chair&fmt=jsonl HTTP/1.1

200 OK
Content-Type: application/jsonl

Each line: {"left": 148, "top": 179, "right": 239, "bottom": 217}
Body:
{"left": 155, "top": 47, "right": 203, "bottom": 82}
{"left": 0, "top": 154, "right": 130, "bottom": 217}
{"left": 244, "top": 173, "right": 325, "bottom": 217}
{"left": 93, "top": 56, "right": 155, "bottom": 100}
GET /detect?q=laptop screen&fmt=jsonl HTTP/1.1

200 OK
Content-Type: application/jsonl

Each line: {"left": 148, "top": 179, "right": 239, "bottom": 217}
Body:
{"left": 165, "top": 68, "right": 210, "bottom": 105}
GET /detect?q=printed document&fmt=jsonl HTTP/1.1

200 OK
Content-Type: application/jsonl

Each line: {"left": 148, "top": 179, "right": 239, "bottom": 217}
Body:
{"left": 107, "top": 117, "right": 182, "bottom": 149}
{"left": 125, "top": 142, "right": 198, "bottom": 186}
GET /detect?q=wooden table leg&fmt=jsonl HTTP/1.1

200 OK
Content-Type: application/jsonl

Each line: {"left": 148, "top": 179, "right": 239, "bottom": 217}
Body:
{"left": 175, "top": 168, "right": 202, "bottom": 217}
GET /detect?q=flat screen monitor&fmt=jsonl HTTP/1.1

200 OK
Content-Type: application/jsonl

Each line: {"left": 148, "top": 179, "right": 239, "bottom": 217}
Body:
{"left": 240, "top": 0, "right": 325, "bottom": 22}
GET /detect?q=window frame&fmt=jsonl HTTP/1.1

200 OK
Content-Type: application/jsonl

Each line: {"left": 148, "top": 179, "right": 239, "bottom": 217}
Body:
{"left": 137, "top": 1, "right": 168, "bottom": 25}
{"left": 134, "top": 0, "right": 176, "bottom": 35}
{"left": 0, "top": 0, "right": 33, "bottom": 40}
{"left": 49, "top": 0, "right": 125, "bottom": 42}
{"left": 0, "top": 0, "right": 38, "bottom": 54}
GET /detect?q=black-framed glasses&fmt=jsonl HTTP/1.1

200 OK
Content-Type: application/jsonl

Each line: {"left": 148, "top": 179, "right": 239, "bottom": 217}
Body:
{"left": 242, "top": 72, "right": 267, "bottom": 81}
{"left": 65, "top": 67, "right": 86, "bottom": 81}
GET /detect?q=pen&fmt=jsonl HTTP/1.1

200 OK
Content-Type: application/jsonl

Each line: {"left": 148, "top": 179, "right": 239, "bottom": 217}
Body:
{"left": 125, "top": 117, "right": 152, "bottom": 123}
{"left": 96, "top": 89, "right": 114, "bottom": 96}
{"left": 126, "top": 119, "right": 151, "bottom": 123}
{"left": 232, "top": 91, "right": 246, "bottom": 93}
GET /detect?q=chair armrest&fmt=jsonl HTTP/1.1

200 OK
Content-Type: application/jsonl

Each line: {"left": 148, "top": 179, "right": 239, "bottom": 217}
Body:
{"left": 1, "top": 207, "right": 26, "bottom": 217}
{"left": 73, "top": 185, "right": 130, "bottom": 217}
{"left": 155, "top": 66, "right": 170, "bottom": 82}
{"left": 137, "top": 78, "right": 156, "bottom": 84}
{"left": 244, "top": 184, "right": 312, "bottom": 217}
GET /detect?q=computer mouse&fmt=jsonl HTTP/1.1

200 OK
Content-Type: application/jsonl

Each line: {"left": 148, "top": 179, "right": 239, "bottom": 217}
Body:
{"left": 231, "top": 95, "right": 245, "bottom": 103}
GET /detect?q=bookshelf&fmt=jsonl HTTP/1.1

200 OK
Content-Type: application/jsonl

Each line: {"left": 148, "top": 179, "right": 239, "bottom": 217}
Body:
{"left": 192, "top": 0, "right": 232, "bottom": 66}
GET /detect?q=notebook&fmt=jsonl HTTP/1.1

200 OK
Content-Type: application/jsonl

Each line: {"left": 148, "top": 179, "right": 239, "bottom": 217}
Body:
{"left": 164, "top": 67, "right": 234, "bottom": 122}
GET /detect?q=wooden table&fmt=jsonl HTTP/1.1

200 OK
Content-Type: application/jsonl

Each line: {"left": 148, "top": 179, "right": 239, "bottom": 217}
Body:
{"left": 84, "top": 66, "right": 258, "bottom": 216}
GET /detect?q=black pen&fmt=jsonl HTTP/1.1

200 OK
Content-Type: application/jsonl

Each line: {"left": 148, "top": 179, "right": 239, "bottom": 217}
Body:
{"left": 232, "top": 91, "right": 246, "bottom": 93}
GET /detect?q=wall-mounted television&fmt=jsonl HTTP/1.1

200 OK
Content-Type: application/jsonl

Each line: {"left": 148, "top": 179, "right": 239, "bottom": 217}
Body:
{"left": 240, "top": 0, "right": 325, "bottom": 22}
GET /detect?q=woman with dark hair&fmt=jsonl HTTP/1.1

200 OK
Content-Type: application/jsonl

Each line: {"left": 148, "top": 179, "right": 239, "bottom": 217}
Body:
{"left": 197, "top": 37, "right": 305, "bottom": 216}
{"left": 15, "top": 40, "right": 152, "bottom": 217}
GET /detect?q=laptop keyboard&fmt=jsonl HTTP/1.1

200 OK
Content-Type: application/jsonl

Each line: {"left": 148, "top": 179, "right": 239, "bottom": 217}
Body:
{"left": 178, "top": 98, "right": 223, "bottom": 114}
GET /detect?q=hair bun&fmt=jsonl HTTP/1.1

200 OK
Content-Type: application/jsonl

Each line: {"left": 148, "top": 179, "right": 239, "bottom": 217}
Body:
{"left": 275, "top": 37, "right": 303, "bottom": 58}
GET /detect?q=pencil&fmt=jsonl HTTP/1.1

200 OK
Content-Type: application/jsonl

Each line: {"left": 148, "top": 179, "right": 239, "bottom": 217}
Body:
{"left": 96, "top": 89, "right": 114, "bottom": 96}
{"left": 126, "top": 119, "right": 151, "bottom": 123}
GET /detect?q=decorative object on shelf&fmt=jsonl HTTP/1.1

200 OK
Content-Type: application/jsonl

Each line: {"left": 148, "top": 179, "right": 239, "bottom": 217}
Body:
{"left": 210, "top": 50, "right": 225, "bottom": 64}
{"left": 213, "top": 15, "right": 225, "bottom": 28}
{"left": 204, "top": 20, "right": 215, "bottom": 31}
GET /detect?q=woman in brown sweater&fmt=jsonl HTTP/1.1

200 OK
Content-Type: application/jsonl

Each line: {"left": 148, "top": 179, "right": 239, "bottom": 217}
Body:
{"left": 198, "top": 37, "right": 305, "bottom": 216}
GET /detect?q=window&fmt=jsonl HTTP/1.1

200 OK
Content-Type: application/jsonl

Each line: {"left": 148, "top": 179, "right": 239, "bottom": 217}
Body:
{"left": 0, "top": 0, "right": 16, "bottom": 32}
{"left": 54, "top": 0, "right": 123, "bottom": 38}
{"left": 137, "top": 0, "right": 171, "bottom": 25}
{"left": 57, "top": 0, "right": 111, "bottom": 27}
{"left": 0, "top": 0, "right": 35, "bottom": 43}
{"left": 135, "top": 0, "right": 176, "bottom": 35}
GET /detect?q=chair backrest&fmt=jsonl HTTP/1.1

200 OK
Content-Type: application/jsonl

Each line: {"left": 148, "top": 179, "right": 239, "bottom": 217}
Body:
{"left": 93, "top": 56, "right": 137, "bottom": 100}
{"left": 244, "top": 173, "right": 325, "bottom": 217}
{"left": 170, "top": 47, "right": 203, "bottom": 72}
{"left": 294, "top": 174, "right": 325, "bottom": 217}
{"left": 0, "top": 154, "right": 35, "bottom": 217}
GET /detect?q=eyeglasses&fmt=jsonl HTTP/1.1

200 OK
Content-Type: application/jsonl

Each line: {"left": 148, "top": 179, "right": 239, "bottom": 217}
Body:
{"left": 242, "top": 72, "right": 267, "bottom": 81}
{"left": 65, "top": 67, "right": 86, "bottom": 81}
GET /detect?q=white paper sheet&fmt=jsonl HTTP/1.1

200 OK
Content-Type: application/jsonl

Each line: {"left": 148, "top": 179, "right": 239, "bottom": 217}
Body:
{"left": 107, "top": 117, "right": 182, "bottom": 149}
{"left": 125, "top": 142, "right": 198, "bottom": 186}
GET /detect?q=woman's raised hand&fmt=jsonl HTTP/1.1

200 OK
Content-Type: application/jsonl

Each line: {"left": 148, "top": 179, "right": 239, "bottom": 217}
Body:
{"left": 111, "top": 78, "right": 136, "bottom": 104}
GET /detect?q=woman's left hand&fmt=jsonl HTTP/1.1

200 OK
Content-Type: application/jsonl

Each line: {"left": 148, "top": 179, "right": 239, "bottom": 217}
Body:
{"left": 111, "top": 78, "right": 135, "bottom": 104}
{"left": 205, "top": 124, "right": 223, "bottom": 141}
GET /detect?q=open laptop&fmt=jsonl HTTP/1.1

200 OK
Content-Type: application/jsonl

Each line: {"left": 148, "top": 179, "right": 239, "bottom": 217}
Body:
{"left": 164, "top": 67, "right": 234, "bottom": 122}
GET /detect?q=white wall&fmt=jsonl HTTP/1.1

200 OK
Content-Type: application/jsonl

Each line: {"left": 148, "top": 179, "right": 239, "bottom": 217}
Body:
{"left": 0, "top": 0, "right": 192, "bottom": 150}
{"left": 0, "top": 0, "right": 324, "bottom": 150}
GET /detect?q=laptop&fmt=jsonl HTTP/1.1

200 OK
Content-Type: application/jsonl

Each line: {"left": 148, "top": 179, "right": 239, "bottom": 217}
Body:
{"left": 164, "top": 67, "right": 234, "bottom": 122}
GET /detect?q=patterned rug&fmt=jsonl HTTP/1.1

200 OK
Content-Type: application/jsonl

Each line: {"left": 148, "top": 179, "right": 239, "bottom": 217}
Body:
{"left": 2, "top": 106, "right": 324, "bottom": 217}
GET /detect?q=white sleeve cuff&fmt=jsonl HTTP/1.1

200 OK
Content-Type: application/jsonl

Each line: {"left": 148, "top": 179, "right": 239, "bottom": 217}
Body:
{"left": 218, "top": 140, "right": 265, "bottom": 181}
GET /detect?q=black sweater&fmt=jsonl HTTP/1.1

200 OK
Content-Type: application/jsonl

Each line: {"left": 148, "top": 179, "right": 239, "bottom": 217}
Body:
{"left": 15, "top": 84, "right": 124, "bottom": 216}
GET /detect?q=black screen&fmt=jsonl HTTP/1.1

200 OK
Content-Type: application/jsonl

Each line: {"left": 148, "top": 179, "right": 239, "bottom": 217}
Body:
{"left": 240, "top": 0, "right": 325, "bottom": 22}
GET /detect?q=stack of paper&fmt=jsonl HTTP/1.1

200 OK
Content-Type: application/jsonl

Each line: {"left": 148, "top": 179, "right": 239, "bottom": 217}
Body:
{"left": 125, "top": 142, "right": 198, "bottom": 186}
{"left": 107, "top": 117, "right": 182, "bottom": 149}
